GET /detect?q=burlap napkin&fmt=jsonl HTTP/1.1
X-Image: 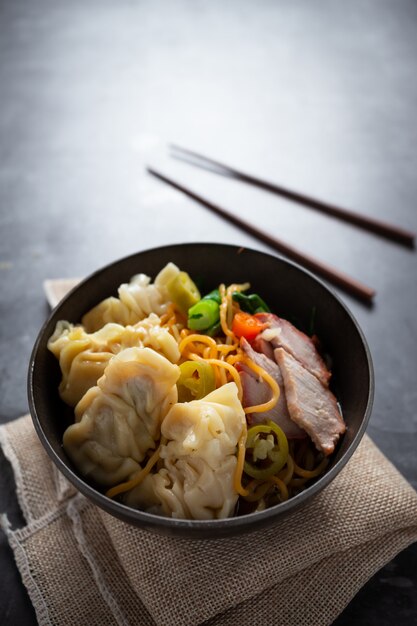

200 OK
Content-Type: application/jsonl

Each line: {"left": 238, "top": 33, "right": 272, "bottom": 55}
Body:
{"left": 1, "top": 279, "right": 416, "bottom": 626}
{"left": 1, "top": 416, "right": 417, "bottom": 626}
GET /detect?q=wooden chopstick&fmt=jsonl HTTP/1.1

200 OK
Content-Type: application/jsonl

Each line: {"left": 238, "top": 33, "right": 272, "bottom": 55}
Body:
{"left": 147, "top": 166, "right": 376, "bottom": 303}
{"left": 169, "top": 144, "right": 415, "bottom": 248}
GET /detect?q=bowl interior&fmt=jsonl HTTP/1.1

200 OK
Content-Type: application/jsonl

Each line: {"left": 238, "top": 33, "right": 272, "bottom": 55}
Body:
{"left": 28, "top": 243, "right": 374, "bottom": 537}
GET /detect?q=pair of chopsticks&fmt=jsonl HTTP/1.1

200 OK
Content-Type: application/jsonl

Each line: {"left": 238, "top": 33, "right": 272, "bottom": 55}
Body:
{"left": 147, "top": 145, "right": 415, "bottom": 303}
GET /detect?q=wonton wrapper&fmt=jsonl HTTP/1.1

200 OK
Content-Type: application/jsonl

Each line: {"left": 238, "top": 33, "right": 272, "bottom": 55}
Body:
{"left": 63, "top": 347, "right": 179, "bottom": 486}
{"left": 124, "top": 383, "right": 246, "bottom": 520}
{"left": 82, "top": 262, "right": 180, "bottom": 332}
{"left": 48, "top": 313, "right": 180, "bottom": 407}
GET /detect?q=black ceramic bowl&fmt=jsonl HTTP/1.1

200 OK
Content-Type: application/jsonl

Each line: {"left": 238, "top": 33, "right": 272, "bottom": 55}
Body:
{"left": 28, "top": 243, "right": 374, "bottom": 538}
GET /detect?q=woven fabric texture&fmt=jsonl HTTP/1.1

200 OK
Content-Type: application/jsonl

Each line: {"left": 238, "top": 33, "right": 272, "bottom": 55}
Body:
{"left": 1, "top": 414, "right": 417, "bottom": 626}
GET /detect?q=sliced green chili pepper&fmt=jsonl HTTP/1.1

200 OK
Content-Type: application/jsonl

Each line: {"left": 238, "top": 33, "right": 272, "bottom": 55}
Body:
{"left": 187, "top": 299, "right": 220, "bottom": 331}
{"left": 232, "top": 292, "right": 271, "bottom": 314}
{"left": 177, "top": 361, "right": 216, "bottom": 402}
{"left": 244, "top": 421, "right": 289, "bottom": 479}
{"left": 166, "top": 271, "right": 201, "bottom": 315}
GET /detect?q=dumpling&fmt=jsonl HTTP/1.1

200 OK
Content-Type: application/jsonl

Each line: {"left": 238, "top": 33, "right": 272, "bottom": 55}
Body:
{"left": 63, "top": 347, "right": 180, "bottom": 486}
{"left": 112, "top": 313, "right": 181, "bottom": 364}
{"left": 123, "top": 382, "right": 246, "bottom": 520}
{"left": 82, "top": 262, "right": 180, "bottom": 332}
{"left": 48, "top": 313, "right": 180, "bottom": 407}
{"left": 48, "top": 321, "right": 115, "bottom": 407}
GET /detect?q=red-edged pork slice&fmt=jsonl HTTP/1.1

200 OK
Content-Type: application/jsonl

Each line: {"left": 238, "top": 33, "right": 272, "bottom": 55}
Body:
{"left": 238, "top": 338, "right": 306, "bottom": 439}
{"left": 252, "top": 336, "right": 275, "bottom": 361}
{"left": 254, "top": 314, "right": 331, "bottom": 387}
{"left": 275, "top": 347, "right": 345, "bottom": 455}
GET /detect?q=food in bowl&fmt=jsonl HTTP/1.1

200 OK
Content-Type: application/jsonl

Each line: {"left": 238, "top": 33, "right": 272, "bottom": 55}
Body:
{"left": 47, "top": 261, "right": 346, "bottom": 521}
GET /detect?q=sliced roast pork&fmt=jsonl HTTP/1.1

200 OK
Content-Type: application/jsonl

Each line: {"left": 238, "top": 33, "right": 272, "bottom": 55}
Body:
{"left": 254, "top": 314, "right": 331, "bottom": 387}
{"left": 275, "top": 347, "right": 345, "bottom": 456}
{"left": 238, "top": 338, "right": 306, "bottom": 439}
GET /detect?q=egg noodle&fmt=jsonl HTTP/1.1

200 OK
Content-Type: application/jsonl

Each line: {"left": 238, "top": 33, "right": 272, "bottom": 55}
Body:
{"left": 140, "top": 282, "right": 329, "bottom": 511}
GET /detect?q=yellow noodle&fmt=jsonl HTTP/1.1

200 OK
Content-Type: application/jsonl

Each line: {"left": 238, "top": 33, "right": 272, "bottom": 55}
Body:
{"left": 181, "top": 342, "right": 211, "bottom": 362}
{"left": 227, "top": 283, "right": 250, "bottom": 299}
{"left": 216, "top": 342, "right": 239, "bottom": 356}
{"left": 242, "top": 480, "right": 271, "bottom": 502}
{"left": 242, "top": 474, "right": 289, "bottom": 503}
{"left": 159, "top": 302, "right": 176, "bottom": 326}
{"left": 220, "top": 282, "right": 249, "bottom": 343}
{"left": 267, "top": 475, "right": 289, "bottom": 501}
{"left": 180, "top": 348, "right": 194, "bottom": 362}
{"left": 218, "top": 365, "right": 228, "bottom": 386}
{"left": 277, "top": 453, "right": 295, "bottom": 485}
{"left": 203, "top": 346, "right": 212, "bottom": 359}
{"left": 179, "top": 333, "right": 218, "bottom": 356}
{"left": 244, "top": 478, "right": 259, "bottom": 493}
{"left": 225, "top": 285, "right": 234, "bottom": 332}
{"left": 106, "top": 445, "right": 161, "bottom": 499}
{"left": 219, "top": 284, "right": 235, "bottom": 342}
{"left": 241, "top": 356, "right": 280, "bottom": 414}
{"left": 227, "top": 283, "right": 249, "bottom": 333}
{"left": 161, "top": 304, "right": 187, "bottom": 339}
{"left": 234, "top": 427, "right": 249, "bottom": 496}
{"left": 214, "top": 365, "right": 223, "bottom": 388}
{"left": 225, "top": 352, "right": 242, "bottom": 366}
{"left": 293, "top": 456, "right": 329, "bottom": 479}
{"left": 204, "top": 358, "right": 243, "bottom": 399}
{"left": 170, "top": 323, "right": 182, "bottom": 343}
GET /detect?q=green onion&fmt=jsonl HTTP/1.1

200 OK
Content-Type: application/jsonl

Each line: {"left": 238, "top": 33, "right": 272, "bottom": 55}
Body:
{"left": 232, "top": 292, "right": 270, "bottom": 314}
{"left": 188, "top": 299, "right": 220, "bottom": 331}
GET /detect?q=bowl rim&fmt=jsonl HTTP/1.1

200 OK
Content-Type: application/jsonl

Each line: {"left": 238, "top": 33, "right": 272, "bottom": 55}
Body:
{"left": 28, "top": 242, "right": 375, "bottom": 535}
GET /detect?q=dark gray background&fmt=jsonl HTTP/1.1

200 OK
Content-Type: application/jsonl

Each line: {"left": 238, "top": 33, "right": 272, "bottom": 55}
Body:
{"left": 1, "top": 0, "right": 416, "bottom": 624}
